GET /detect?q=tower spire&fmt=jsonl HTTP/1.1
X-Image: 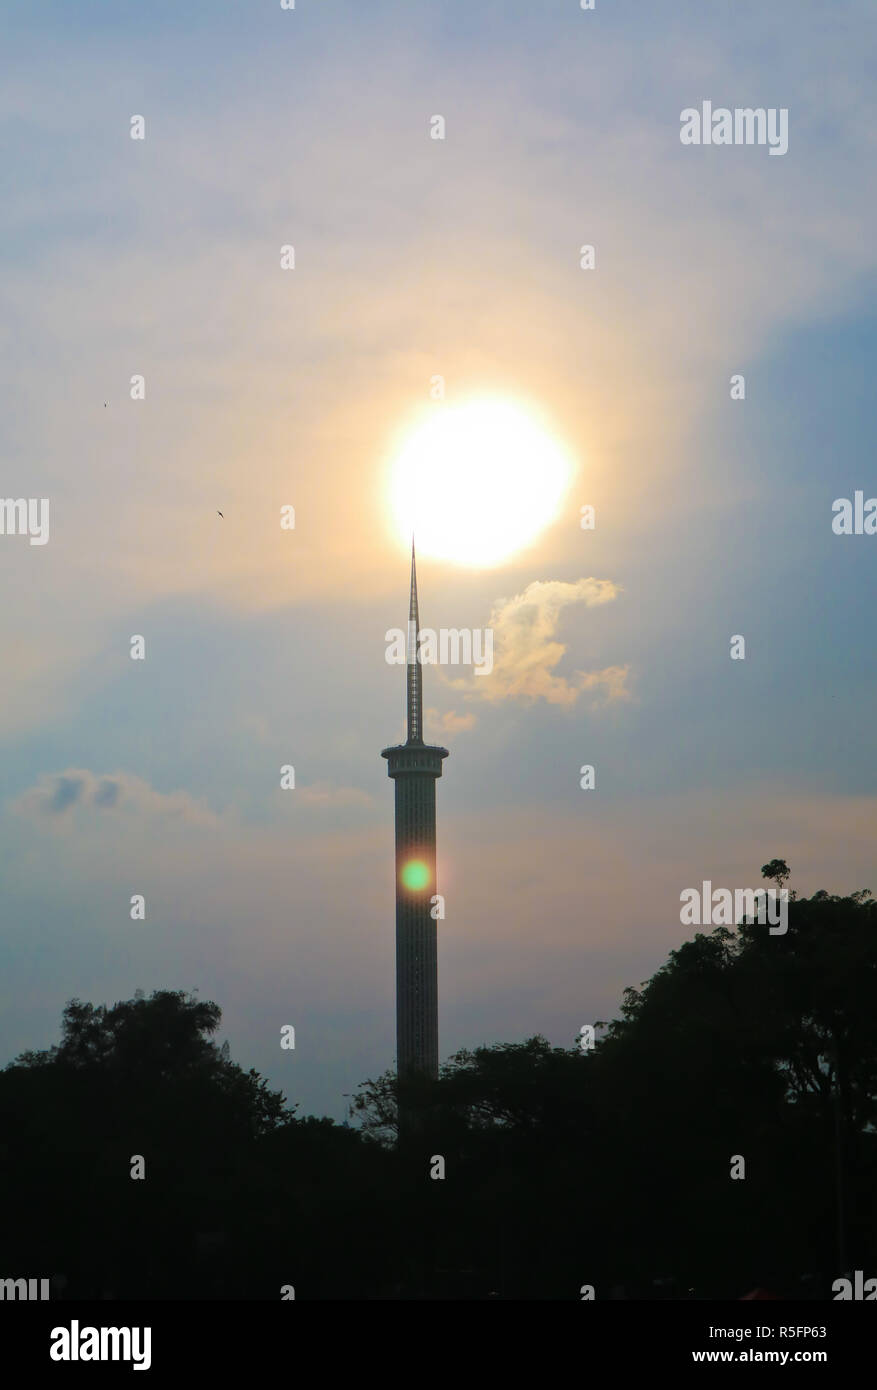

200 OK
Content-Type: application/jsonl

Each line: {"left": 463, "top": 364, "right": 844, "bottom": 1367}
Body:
{"left": 382, "top": 545, "right": 449, "bottom": 1093}
{"left": 406, "top": 536, "right": 422, "bottom": 744}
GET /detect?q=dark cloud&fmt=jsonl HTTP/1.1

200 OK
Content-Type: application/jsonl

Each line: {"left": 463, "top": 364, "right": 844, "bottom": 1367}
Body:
{"left": 94, "top": 779, "right": 121, "bottom": 808}
{"left": 13, "top": 768, "right": 220, "bottom": 828}
{"left": 49, "top": 776, "right": 85, "bottom": 813}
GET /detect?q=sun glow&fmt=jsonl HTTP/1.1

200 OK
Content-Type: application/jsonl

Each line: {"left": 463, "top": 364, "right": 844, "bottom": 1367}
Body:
{"left": 388, "top": 399, "right": 574, "bottom": 567}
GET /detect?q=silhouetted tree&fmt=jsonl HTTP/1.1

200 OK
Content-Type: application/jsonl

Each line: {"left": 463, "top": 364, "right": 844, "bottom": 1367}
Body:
{"left": 2, "top": 874, "right": 874, "bottom": 1300}
{"left": 761, "top": 857, "right": 791, "bottom": 897}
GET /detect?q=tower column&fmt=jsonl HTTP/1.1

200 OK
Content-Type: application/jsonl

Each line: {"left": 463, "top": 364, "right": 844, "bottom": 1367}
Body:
{"left": 382, "top": 544, "right": 448, "bottom": 1084}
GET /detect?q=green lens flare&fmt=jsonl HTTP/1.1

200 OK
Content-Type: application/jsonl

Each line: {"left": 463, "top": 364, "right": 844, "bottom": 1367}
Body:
{"left": 401, "top": 859, "right": 430, "bottom": 891}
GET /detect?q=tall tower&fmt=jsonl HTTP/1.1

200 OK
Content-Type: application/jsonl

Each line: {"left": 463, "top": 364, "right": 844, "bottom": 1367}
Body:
{"left": 382, "top": 542, "right": 448, "bottom": 1082}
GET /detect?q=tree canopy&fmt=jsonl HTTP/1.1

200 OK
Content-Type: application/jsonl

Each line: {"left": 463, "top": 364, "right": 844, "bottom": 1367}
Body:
{"left": 2, "top": 877, "right": 874, "bottom": 1298}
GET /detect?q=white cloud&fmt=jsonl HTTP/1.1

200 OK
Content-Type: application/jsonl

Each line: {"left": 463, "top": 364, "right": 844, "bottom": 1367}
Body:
{"left": 447, "top": 578, "right": 629, "bottom": 707}
{"left": 425, "top": 707, "right": 478, "bottom": 734}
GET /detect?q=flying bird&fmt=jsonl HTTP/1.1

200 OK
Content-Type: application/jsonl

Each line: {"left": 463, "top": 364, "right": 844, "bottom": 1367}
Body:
{"left": 217, "top": 511, "right": 224, "bottom": 518}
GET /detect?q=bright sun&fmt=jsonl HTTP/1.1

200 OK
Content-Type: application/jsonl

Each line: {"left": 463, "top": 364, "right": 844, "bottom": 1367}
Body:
{"left": 388, "top": 398, "right": 574, "bottom": 567}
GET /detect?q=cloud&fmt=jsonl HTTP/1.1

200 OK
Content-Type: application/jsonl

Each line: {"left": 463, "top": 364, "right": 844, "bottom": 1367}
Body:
{"left": 449, "top": 578, "right": 630, "bottom": 707}
{"left": 425, "top": 707, "right": 477, "bottom": 734}
{"left": 11, "top": 769, "right": 221, "bottom": 829}
{"left": 49, "top": 775, "right": 86, "bottom": 813}
{"left": 293, "top": 781, "right": 374, "bottom": 809}
{"left": 93, "top": 779, "right": 120, "bottom": 808}
{"left": 0, "top": 5, "right": 875, "bottom": 742}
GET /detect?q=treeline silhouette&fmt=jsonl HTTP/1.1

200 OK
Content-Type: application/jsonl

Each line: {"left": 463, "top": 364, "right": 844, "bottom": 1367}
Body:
{"left": 2, "top": 875, "right": 875, "bottom": 1299}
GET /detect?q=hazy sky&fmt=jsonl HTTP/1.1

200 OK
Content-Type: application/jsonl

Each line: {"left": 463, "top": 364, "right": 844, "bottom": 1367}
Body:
{"left": 1, "top": 0, "right": 875, "bottom": 1119}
